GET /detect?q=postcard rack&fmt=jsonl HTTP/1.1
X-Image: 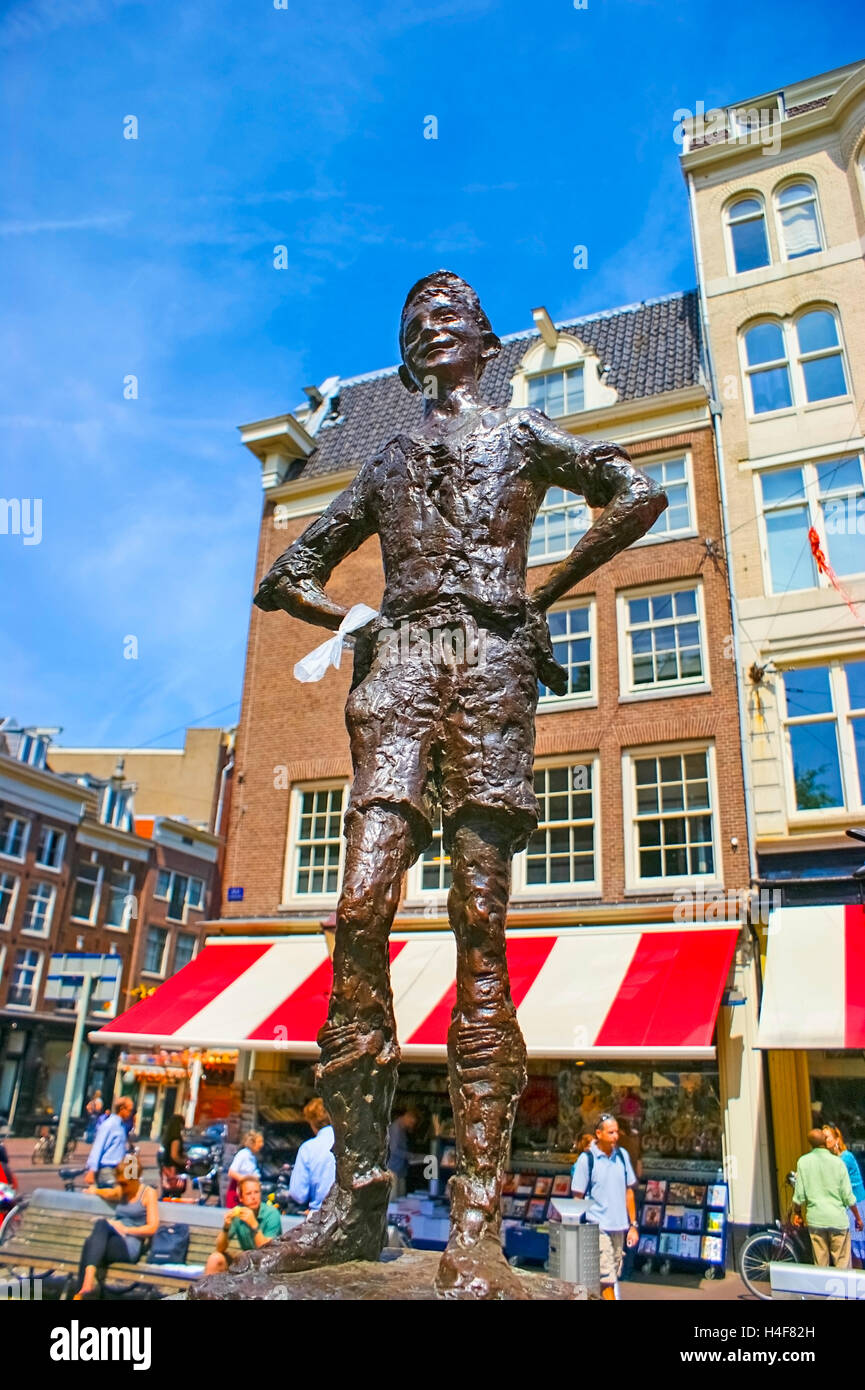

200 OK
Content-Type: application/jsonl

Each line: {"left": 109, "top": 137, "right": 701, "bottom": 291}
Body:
{"left": 636, "top": 1177, "right": 728, "bottom": 1279}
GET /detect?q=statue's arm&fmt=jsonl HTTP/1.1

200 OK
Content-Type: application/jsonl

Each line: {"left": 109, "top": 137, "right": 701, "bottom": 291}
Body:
{"left": 253, "top": 466, "right": 376, "bottom": 632}
{"left": 527, "top": 416, "right": 667, "bottom": 613}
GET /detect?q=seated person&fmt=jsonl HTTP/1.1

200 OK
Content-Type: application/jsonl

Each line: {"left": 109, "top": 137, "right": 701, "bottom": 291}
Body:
{"left": 225, "top": 1129, "right": 264, "bottom": 1208}
{"left": 203, "top": 1176, "right": 282, "bottom": 1274}
{"left": 73, "top": 1154, "right": 159, "bottom": 1299}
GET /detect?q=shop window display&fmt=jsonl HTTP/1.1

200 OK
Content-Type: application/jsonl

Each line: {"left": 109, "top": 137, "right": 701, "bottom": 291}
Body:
{"left": 549, "top": 1061, "right": 722, "bottom": 1164}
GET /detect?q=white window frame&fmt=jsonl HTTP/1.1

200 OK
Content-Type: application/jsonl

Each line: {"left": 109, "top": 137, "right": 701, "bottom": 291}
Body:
{"left": 755, "top": 454, "right": 865, "bottom": 596}
{"left": 406, "top": 817, "right": 452, "bottom": 903}
{"left": 154, "top": 869, "right": 205, "bottom": 923}
{"left": 21, "top": 880, "right": 56, "bottom": 937}
{"left": 512, "top": 756, "right": 601, "bottom": 899}
{"left": 6, "top": 946, "right": 44, "bottom": 1012}
{"left": 35, "top": 824, "right": 66, "bottom": 872}
{"left": 740, "top": 318, "right": 793, "bottom": 418}
{"left": 105, "top": 866, "right": 136, "bottom": 932}
{"left": 526, "top": 364, "right": 586, "bottom": 419}
{"left": 617, "top": 581, "right": 710, "bottom": 701}
{"left": 632, "top": 452, "right": 697, "bottom": 546}
{"left": 0, "top": 871, "right": 20, "bottom": 930}
{"left": 0, "top": 813, "right": 30, "bottom": 862}
{"left": 724, "top": 193, "right": 771, "bottom": 275}
{"left": 101, "top": 786, "right": 132, "bottom": 830}
{"left": 186, "top": 877, "right": 205, "bottom": 912}
{"left": 740, "top": 308, "right": 851, "bottom": 420}
{"left": 173, "top": 932, "right": 198, "bottom": 973}
{"left": 17, "top": 733, "right": 48, "bottom": 769}
{"left": 166, "top": 873, "right": 191, "bottom": 924}
{"left": 778, "top": 660, "right": 865, "bottom": 821}
{"left": 794, "top": 307, "right": 849, "bottom": 405}
{"left": 538, "top": 599, "right": 597, "bottom": 711}
{"left": 71, "top": 858, "right": 103, "bottom": 924}
{"left": 142, "top": 925, "right": 169, "bottom": 978}
{"left": 773, "top": 177, "right": 824, "bottom": 262}
{"left": 528, "top": 487, "right": 592, "bottom": 566}
{"left": 282, "top": 781, "right": 348, "bottom": 908}
{"left": 622, "top": 742, "right": 722, "bottom": 892}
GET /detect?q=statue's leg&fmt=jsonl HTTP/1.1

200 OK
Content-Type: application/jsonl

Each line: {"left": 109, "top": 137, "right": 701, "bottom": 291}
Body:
{"left": 190, "top": 804, "right": 415, "bottom": 1294}
{"left": 434, "top": 811, "right": 530, "bottom": 1301}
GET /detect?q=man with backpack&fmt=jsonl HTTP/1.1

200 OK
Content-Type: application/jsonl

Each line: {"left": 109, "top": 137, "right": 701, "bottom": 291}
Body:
{"left": 571, "top": 1113, "right": 639, "bottom": 1300}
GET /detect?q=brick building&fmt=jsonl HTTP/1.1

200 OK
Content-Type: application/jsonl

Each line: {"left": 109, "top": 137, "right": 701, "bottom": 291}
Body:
{"left": 680, "top": 58, "right": 865, "bottom": 1205}
{"left": 0, "top": 722, "right": 220, "bottom": 1136}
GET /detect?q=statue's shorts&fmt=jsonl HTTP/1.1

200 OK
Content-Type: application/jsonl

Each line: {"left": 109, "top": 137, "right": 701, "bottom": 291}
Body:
{"left": 345, "top": 610, "right": 541, "bottom": 853}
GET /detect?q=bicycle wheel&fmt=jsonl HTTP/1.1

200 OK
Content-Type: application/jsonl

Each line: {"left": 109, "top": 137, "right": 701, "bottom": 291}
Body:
{"left": 740, "top": 1230, "right": 796, "bottom": 1300}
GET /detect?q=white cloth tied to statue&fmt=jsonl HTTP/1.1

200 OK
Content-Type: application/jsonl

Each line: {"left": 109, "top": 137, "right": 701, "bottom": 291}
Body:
{"left": 293, "top": 603, "right": 379, "bottom": 683}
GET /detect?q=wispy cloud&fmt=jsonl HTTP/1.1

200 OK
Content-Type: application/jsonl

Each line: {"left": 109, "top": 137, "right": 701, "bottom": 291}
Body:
{"left": 0, "top": 212, "right": 131, "bottom": 236}
{"left": 0, "top": 0, "right": 137, "bottom": 49}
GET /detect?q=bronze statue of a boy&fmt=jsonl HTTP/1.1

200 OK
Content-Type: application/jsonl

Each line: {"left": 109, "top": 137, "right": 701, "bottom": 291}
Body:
{"left": 207, "top": 271, "right": 665, "bottom": 1299}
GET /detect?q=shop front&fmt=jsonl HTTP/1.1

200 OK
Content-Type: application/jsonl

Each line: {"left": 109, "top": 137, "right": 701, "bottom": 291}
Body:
{"left": 90, "top": 923, "right": 778, "bottom": 1281}
{"left": 757, "top": 902, "right": 865, "bottom": 1209}
{"left": 113, "top": 1047, "right": 238, "bottom": 1137}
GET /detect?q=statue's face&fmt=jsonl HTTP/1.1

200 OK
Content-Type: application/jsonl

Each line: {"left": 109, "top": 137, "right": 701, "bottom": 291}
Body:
{"left": 401, "top": 291, "right": 486, "bottom": 392}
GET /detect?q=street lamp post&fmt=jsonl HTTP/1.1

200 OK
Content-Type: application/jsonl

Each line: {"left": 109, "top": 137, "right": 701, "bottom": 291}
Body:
{"left": 53, "top": 972, "right": 94, "bottom": 1165}
{"left": 44, "top": 953, "right": 122, "bottom": 1166}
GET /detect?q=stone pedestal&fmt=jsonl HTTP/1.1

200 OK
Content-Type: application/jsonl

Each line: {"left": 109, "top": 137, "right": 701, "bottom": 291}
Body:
{"left": 187, "top": 1248, "right": 588, "bottom": 1301}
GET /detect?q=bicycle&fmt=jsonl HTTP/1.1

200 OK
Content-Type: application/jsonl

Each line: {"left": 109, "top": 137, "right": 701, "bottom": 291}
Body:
{"left": 739, "top": 1173, "right": 812, "bottom": 1299}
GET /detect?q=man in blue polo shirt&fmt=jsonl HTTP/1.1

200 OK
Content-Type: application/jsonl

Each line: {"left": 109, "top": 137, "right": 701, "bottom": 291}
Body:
{"left": 572, "top": 1112, "right": 638, "bottom": 1299}
{"left": 83, "top": 1096, "right": 134, "bottom": 1186}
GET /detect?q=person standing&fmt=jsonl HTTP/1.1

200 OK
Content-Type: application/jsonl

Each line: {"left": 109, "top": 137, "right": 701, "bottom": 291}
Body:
{"left": 571, "top": 1113, "right": 639, "bottom": 1300}
{"left": 160, "top": 1113, "right": 186, "bottom": 1198}
{"left": 793, "top": 1128, "right": 863, "bottom": 1268}
{"left": 823, "top": 1123, "right": 865, "bottom": 1268}
{"left": 288, "top": 1099, "right": 336, "bottom": 1213}
{"left": 83, "top": 1097, "right": 134, "bottom": 1187}
{"left": 84, "top": 1092, "right": 104, "bottom": 1144}
{"left": 387, "top": 1109, "right": 419, "bottom": 1199}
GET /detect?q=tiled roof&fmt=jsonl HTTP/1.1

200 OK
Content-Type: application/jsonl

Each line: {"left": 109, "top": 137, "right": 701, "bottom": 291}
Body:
{"left": 296, "top": 290, "right": 704, "bottom": 479}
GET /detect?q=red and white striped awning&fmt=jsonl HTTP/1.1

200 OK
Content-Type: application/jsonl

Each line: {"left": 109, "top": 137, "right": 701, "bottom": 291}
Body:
{"left": 757, "top": 905, "right": 865, "bottom": 1049}
{"left": 92, "top": 925, "right": 738, "bottom": 1061}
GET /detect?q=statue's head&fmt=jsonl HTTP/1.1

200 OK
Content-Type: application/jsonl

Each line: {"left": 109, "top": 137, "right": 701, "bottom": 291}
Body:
{"left": 398, "top": 269, "right": 501, "bottom": 395}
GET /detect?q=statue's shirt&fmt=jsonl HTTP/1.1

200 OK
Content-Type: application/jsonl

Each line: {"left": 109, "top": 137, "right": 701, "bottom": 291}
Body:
{"left": 273, "top": 406, "right": 621, "bottom": 630}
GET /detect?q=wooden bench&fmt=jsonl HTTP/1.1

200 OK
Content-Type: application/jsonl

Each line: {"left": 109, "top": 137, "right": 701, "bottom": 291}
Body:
{"left": 0, "top": 1189, "right": 302, "bottom": 1297}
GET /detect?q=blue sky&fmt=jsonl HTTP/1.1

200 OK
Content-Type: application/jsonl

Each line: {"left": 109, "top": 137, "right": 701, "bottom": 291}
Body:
{"left": 2, "top": 0, "right": 863, "bottom": 748}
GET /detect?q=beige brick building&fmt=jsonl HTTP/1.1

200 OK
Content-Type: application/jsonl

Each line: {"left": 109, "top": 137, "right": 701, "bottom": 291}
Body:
{"left": 681, "top": 59, "right": 865, "bottom": 1203}
{"left": 50, "top": 727, "right": 232, "bottom": 833}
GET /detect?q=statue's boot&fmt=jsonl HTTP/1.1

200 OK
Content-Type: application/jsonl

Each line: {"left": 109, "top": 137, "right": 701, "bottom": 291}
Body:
{"left": 435, "top": 1175, "right": 530, "bottom": 1301}
{"left": 433, "top": 1012, "right": 530, "bottom": 1301}
{"left": 189, "top": 1026, "right": 395, "bottom": 1298}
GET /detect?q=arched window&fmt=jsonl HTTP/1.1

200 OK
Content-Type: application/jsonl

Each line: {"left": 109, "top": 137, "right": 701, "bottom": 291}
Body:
{"left": 743, "top": 321, "right": 791, "bottom": 414}
{"left": 775, "top": 180, "right": 823, "bottom": 260}
{"left": 725, "top": 195, "right": 770, "bottom": 273}
{"left": 795, "top": 309, "right": 847, "bottom": 402}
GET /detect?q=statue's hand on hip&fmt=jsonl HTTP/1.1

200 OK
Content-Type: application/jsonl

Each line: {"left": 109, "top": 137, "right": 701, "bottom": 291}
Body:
{"left": 524, "top": 600, "right": 568, "bottom": 698}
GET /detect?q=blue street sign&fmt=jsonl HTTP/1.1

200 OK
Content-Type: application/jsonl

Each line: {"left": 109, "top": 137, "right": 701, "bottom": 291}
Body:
{"left": 227, "top": 886, "right": 244, "bottom": 902}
